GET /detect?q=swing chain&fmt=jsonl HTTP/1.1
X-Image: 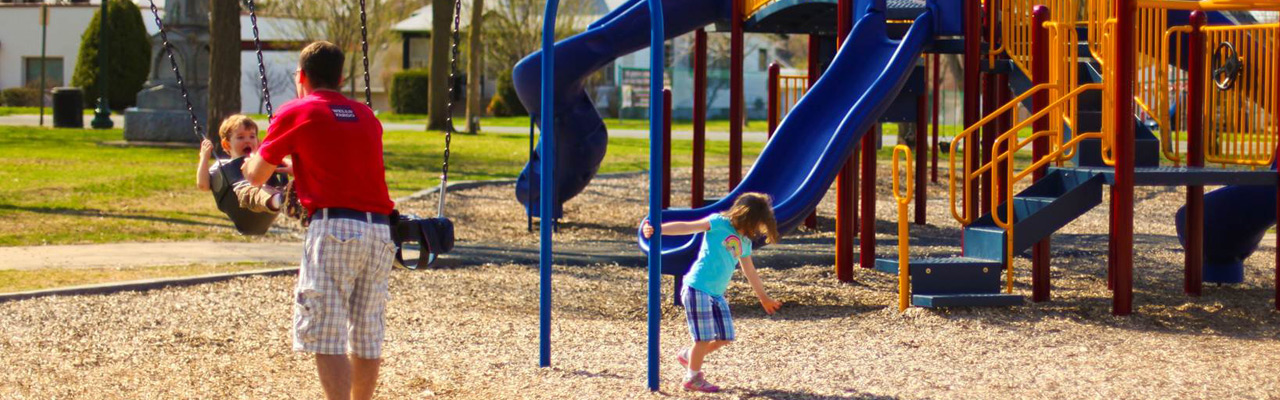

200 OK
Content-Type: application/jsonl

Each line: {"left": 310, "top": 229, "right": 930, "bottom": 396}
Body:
{"left": 437, "top": 0, "right": 462, "bottom": 218}
{"left": 359, "top": 0, "right": 373, "bottom": 107}
{"left": 246, "top": 0, "right": 273, "bottom": 121}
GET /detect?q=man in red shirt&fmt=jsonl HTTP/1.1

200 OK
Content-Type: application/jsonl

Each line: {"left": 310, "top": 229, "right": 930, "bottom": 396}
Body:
{"left": 244, "top": 41, "right": 394, "bottom": 400}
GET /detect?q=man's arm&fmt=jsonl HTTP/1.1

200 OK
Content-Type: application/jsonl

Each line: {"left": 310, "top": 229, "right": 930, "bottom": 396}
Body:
{"left": 242, "top": 153, "right": 277, "bottom": 187}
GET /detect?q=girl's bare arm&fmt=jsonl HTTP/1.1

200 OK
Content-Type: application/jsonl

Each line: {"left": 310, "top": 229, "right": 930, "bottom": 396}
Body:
{"left": 740, "top": 256, "right": 781, "bottom": 314}
{"left": 642, "top": 217, "right": 712, "bottom": 238}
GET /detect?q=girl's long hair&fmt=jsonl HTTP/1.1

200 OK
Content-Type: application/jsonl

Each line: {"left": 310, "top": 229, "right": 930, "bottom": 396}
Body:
{"left": 723, "top": 192, "right": 780, "bottom": 245}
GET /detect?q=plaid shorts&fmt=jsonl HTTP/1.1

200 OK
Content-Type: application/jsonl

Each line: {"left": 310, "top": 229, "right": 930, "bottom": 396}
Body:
{"left": 682, "top": 286, "right": 736, "bottom": 342}
{"left": 293, "top": 213, "right": 396, "bottom": 359}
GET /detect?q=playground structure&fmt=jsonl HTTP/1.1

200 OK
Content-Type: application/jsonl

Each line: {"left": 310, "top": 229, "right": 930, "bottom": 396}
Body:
{"left": 519, "top": 0, "right": 1280, "bottom": 391}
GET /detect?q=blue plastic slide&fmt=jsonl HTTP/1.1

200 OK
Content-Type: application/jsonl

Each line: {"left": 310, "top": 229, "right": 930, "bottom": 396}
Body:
{"left": 1176, "top": 181, "right": 1276, "bottom": 284}
{"left": 640, "top": 9, "right": 936, "bottom": 275}
{"left": 512, "top": 0, "right": 732, "bottom": 219}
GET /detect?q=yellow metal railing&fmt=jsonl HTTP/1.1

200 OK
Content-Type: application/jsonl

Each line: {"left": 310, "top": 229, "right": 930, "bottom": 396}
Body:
{"left": 949, "top": 83, "right": 1060, "bottom": 225}
{"left": 996, "top": 0, "right": 1081, "bottom": 76}
{"left": 1202, "top": 23, "right": 1279, "bottom": 166}
{"left": 1090, "top": 1, "right": 1280, "bottom": 166}
{"left": 777, "top": 74, "right": 809, "bottom": 120}
{"left": 892, "top": 145, "right": 913, "bottom": 312}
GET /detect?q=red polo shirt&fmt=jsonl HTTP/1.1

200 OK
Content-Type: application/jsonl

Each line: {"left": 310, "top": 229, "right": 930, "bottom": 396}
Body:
{"left": 259, "top": 90, "right": 394, "bottom": 215}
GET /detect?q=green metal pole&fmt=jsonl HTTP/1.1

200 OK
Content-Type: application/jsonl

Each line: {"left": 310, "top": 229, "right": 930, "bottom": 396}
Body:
{"left": 91, "top": 0, "right": 113, "bottom": 129}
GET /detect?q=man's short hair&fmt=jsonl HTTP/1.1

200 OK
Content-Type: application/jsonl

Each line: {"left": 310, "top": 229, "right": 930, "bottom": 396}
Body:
{"left": 299, "top": 41, "right": 344, "bottom": 90}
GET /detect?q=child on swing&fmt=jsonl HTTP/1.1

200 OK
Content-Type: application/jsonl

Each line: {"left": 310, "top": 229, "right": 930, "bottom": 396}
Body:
{"left": 643, "top": 192, "right": 784, "bottom": 393}
{"left": 195, "top": 114, "right": 291, "bottom": 213}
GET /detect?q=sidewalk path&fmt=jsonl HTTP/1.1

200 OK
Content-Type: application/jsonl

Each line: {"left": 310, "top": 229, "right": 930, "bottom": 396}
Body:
{"left": 0, "top": 114, "right": 774, "bottom": 142}
{"left": 0, "top": 241, "right": 301, "bottom": 270}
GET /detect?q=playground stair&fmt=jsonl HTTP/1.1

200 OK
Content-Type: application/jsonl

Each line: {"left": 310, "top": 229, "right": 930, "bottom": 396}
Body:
{"left": 875, "top": 168, "right": 1107, "bottom": 307}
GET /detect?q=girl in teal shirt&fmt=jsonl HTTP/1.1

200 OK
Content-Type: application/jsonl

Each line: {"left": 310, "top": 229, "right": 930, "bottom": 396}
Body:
{"left": 644, "top": 192, "right": 782, "bottom": 392}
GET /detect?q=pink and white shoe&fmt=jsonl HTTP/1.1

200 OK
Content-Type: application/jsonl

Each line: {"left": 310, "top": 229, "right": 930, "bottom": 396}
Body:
{"left": 675, "top": 348, "right": 690, "bottom": 368}
{"left": 683, "top": 371, "right": 720, "bottom": 393}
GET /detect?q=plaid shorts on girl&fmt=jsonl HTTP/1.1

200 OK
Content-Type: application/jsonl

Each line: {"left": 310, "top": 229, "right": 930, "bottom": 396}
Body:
{"left": 682, "top": 286, "right": 736, "bottom": 342}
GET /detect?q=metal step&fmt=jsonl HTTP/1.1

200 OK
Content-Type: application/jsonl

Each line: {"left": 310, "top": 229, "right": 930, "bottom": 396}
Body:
{"left": 913, "top": 293, "right": 1025, "bottom": 307}
{"left": 963, "top": 169, "right": 1106, "bottom": 261}
{"left": 874, "top": 257, "right": 1005, "bottom": 295}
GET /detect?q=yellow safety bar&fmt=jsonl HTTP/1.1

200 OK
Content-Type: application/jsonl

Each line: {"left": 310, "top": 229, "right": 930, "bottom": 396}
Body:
{"left": 892, "top": 145, "right": 913, "bottom": 312}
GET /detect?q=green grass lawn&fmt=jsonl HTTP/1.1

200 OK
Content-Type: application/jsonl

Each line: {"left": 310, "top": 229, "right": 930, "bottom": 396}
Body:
{"left": 0, "top": 125, "right": 762, "bottom": 246}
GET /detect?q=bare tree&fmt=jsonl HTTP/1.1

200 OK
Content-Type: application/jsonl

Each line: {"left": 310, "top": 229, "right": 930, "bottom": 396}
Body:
{"left": 208, "top": 0, "right": 241, "bottom": 136}
{"left": 427, "top": 0, "right": 455, "bottom": 131}
{"left": 482, "top": 0, "right": 596, "bottom": 79}
{"left": 267, "top": 0, "right": 426, "bottom": 104}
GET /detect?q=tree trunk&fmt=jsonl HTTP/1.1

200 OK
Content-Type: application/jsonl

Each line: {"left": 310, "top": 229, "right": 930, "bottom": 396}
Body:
{"left": 427, "top": 0, "right": 455, "bottom": 131}
{"left": 464, "top": 0, "right": 484, "bottom": 134}
{"left": 208, "top": 0, "right": 240, "bottom": 139}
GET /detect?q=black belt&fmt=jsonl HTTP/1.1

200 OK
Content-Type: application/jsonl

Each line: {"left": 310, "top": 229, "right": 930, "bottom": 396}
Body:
{"left": 314, "top": 208, "right": 390, "bottom": 224}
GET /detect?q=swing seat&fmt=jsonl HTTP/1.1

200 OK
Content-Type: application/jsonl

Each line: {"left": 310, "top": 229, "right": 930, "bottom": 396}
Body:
{"left": 390, "top": 211, "right": 455, "bottom": 269}
{"left": 209, "top": 157, "right": 289, "bottom": 236}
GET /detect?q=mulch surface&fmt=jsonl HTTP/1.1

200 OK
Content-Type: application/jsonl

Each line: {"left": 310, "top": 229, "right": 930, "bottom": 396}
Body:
{"left": 2, "top": 163, "right": 1279, "bottom": 399}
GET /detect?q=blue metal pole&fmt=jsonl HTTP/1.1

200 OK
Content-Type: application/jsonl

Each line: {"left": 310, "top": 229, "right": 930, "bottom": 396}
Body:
{"left": 646, "top": 0, "right": 665, "bottom": 392}
{"left": 539, "top": 0, "right": 558, "bottom": 369}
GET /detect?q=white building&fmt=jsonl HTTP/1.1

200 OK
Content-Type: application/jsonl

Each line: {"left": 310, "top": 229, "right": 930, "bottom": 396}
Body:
{"left": 0, "top": 1, "right": 332, "bottom": 113}
{"left": 0, "top": 2, "right": 97, "bottom": 93}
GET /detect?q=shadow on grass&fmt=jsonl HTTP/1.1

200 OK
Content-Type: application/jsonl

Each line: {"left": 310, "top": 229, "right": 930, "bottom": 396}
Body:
{"left": 0, "top": 203, "right": 226, "bottom": 228}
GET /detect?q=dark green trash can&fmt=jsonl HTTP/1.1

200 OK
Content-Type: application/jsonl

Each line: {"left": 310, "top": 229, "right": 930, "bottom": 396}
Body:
{"left": 52, "top": 87, "right": 84, "bottom": 128}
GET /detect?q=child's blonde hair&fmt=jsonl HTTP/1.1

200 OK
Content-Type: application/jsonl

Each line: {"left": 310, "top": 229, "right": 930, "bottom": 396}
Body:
{"left": 722, "top": 192, "right": 780, "bottom": 245}
{"left": 217, "top": 114, "right": 259, "bottom": 143}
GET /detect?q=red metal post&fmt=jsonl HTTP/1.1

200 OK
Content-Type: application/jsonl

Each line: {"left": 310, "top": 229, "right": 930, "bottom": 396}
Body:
{"left": 915, "top": 93, "right": 927, "bottom": 225}
{"left": 1112, "top": 0, "right": 1136, "bottom": 316}
{"left": 729, "top": 0, "right": 744, "bottom": 190}
{"left": 860, "top": 126, "right": 876, "bottom": 269}
{"left": 768, "top": 63, "right": 780, "bottom": 139}
{"left": 836, "top": 0, "right": 856, "bottom": 281}
{"left": 963, "top": 0, "right": 981, "bottom": 223}
{"left": 692, "top": 29, "right": 707, "bottom": 208}
{"left": 663, "top": 88, "right": 672, "bottom": 209}
{"left": 931, "top": 53, "right": 941, "bottom": 183}
{"left": 1185, "top": 12, "right": 1206, "bottom": 296}
{"left": 806, "top": 36, "right": 820, "bottom": 230}
{"left": 1031, "top": 6, "right": 1052, "bottom": 302}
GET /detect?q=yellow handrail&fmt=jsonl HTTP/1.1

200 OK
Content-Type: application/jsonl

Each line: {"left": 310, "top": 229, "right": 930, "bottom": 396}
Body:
{"left": 950, "top": 83, "right": 1060, "bottom": 225}
{"left": 966, "top": 83, "right": 1104, "bottom": 293}
{"left": 892, "top": 145, "right": 913, "bottom": 312}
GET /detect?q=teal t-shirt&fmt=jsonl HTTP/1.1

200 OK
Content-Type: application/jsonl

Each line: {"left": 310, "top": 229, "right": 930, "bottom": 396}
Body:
{"left": 684, "top": 214, "right": 753, "bottom": 296}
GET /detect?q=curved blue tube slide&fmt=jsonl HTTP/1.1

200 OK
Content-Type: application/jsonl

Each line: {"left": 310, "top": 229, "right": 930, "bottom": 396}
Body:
{"left": 1176, "top": 183, "right": 1276, "bottom": 284}
{"left": 639, "top": 9, "right": 936, "bottom": 275}
{"left": 513, "top": 0, "right": 732, "bottom": 219}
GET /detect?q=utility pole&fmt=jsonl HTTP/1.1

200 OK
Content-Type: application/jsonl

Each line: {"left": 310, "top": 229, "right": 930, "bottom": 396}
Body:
{"left": 91, "top": 0, "right": 114, "bottom": 129}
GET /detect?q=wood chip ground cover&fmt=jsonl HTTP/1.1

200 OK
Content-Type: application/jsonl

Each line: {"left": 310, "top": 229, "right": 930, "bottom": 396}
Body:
{"left": 2, "top": 165, "right": 1278, "bottom": 399}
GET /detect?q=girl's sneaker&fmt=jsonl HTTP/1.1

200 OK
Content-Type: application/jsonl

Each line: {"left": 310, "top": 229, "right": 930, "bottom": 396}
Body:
{"left": 675, "top": 348, "right": 689, "bottom": 368}
{"left": 683, "top": 372, "right": 720, "bottom": 393}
